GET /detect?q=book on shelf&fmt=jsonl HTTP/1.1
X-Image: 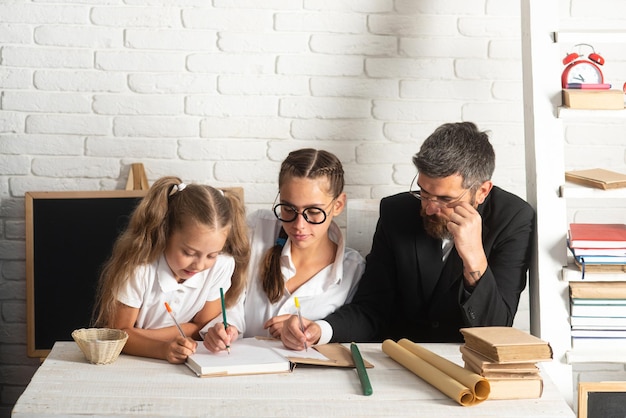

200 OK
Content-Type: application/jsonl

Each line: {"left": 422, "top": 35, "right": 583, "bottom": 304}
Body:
{"left": 573, "top": 259, "right": 626, "bottom": 274}
{"left": 567, "top": 242, "right": 626, "bottom": 263}
{"left": 563, "top": 263, "right": 626, "bottom": 282}
{"left": 571, "top": 329, "right": 626, "bottom": 338}
{"left": 567, "top": 245, "right": 626, "bottom": 257}
{"left": 565, "top": 168, "right": 626, "bottom": 190}
{"left": 570, "top": 300, "right": 626, "bottom": 317}
{"left": 562, "top": 89, "right": 625, "bottom": 110}
{"left": 186, "top": 337, "right": 372, "bottom": 378}
{"left": 570, "top": 281, "right": 626, "bottom": 299}
{"left": 571, "top": 336, "right": 626, "bottom": 349}
{"left": 568, "top": 223, "right": 626, "bottom": 249}
{"left": 570, "top": 315, "right": 626, "bottom": 329}
{"left": 459, "top": 327, "right": 553, "bottom": 363}
{"left": 571, "top": 298, "right": 626, "bottom": 305}
{"left": 574, "top": 255, "right": 626, "bottom": 264}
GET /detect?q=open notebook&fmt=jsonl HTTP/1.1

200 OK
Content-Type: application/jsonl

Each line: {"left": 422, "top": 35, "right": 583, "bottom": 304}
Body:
{"left": 186, "top": 337, "right": 370, "bottom": 377}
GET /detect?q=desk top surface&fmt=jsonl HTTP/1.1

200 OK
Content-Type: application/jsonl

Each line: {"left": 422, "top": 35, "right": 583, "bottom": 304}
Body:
{"left": 13, "top": 342, "right": 574, "bottom": 418}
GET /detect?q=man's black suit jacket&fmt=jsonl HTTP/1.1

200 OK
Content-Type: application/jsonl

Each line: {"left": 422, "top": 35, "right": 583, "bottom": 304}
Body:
{"left": 325, "top": 186, "right": 535, "bottom": 343}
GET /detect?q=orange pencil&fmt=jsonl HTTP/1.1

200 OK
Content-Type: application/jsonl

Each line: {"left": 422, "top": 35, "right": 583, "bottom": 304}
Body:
{"left": 164, "top": 302, "right": 187, "bottom": 338}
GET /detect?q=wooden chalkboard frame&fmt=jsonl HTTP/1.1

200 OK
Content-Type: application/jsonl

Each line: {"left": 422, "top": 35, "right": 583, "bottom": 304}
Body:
{"left": 578, "top": 381, "right": 626, "bottom": 418}
{"left": 25, "top": 190, "right": 147, "bottom": 358}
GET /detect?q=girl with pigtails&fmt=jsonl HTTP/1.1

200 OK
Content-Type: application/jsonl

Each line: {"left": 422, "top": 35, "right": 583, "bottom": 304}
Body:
{"left": 93, "top": 176, "right": 249, "bottom": 363}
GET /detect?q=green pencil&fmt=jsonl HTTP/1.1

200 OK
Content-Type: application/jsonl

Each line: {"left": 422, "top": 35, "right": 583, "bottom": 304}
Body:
{"left": 220, "top": 287, "right": 230, "bottom": 354}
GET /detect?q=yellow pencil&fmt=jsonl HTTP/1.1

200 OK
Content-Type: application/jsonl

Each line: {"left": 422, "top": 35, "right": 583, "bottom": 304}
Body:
{"left": 294, "top": 297, "right": 308, "bottom": 352}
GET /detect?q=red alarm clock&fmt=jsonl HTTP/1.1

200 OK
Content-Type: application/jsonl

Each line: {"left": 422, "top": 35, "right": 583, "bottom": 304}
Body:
{"left": 561, "top": 43, "right": 605, "bottom": 88}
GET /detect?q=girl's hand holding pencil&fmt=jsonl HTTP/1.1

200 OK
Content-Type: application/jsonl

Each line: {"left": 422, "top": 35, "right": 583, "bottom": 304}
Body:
{"left": 164, "top": 302, "right": 197, "bottom": 363}
{"left": 165, "top": 335, "right": 197, "bottom": 364}
{"left": 202, "top": 321, "right": 239, "bottom": 353}
{"left": 202, "top": 288, "right": 239, "bottom": 354}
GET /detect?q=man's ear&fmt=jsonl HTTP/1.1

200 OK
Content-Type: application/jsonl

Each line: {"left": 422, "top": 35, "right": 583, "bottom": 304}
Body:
{"left": 475, "top": 181, "right": 493, "bottom": 205}
{"left": 332, "top": 192, "right": 347, "bottom": 216}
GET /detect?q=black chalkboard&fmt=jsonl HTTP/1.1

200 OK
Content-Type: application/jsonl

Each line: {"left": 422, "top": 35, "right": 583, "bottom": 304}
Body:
{"left": 579, "top": 382, "right": 626, "bottom": 418}
{"left": 25, "top": 191, "right": 146, "bottom": 358}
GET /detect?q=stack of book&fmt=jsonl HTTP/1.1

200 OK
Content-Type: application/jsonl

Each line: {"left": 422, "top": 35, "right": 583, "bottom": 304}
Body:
{"left": 570, "top": 281, "right": 626, "bottom": 350}
{"left": 567, "top": 223, "right": 626, "bottom": 350}
{"left": 459, "top": 327, "right": 553, "bottom": 400}
{"left": 567, "top": 223, "right": 626, "bottom": 274}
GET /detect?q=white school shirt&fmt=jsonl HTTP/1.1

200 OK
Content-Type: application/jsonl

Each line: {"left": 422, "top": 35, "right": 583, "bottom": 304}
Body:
{"left": 117, "top": 253, "right": 234, "bottom": 330}
{"left": 211, "top": 209, "right": 365, "bottom": 338}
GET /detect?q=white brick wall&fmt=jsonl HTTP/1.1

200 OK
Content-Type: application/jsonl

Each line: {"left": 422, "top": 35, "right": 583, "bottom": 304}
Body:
{"left": 2, "top": 1, "right": 626, "bottom": 415}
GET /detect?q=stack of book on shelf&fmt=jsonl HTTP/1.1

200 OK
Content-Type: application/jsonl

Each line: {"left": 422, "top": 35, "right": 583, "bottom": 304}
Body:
{"left": 567, "top": 223, "right": 626, "bottom": 352}
{"left": 567, "top": 223, "right": 626, "bottom": 275}
{"left": 569, "top": 281, "right": 626, "bottom": 350}
{"left": 459, "top": 327, "right": 553, "bottom": 400}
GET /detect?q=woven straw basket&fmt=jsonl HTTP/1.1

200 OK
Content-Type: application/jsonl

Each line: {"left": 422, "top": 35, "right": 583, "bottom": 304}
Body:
{"left": 72, "top": 328, "right": 128, "bottom": 365}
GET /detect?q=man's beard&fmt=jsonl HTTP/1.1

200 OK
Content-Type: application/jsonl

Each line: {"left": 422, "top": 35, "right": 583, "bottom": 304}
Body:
{"left": 420, "top": 195, "right": 477, "bottom": 240}
{"left": 422, "top": 209, "right": 453, "bottom": 240}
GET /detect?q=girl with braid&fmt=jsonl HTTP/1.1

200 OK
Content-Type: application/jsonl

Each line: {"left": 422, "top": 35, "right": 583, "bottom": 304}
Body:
{"left": 202, "top": 149, "right": 365, "bottom": 352}
{"left": 93, "top": 176, "right": 249, "bottom": 363}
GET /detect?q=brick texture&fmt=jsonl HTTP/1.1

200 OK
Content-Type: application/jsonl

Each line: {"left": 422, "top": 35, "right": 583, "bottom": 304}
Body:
{"left": 2, "top": 1, "right": 626, "bottom": 416}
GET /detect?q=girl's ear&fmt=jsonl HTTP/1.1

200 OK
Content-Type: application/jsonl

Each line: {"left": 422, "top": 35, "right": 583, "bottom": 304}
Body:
{"left": 332, "top": 192, "right": 347, "bottom": 216}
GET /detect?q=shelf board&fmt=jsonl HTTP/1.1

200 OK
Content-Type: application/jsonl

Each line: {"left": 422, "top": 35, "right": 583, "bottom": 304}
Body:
{"left": 555, "top": 30, "right": 626, "bottom": 43}
{"left": 560, "top": 182, "right": 626, "bottom": 199}
{"left": 558, "top": 106, "right": 626, "bottom": 119}
{"left": 566, "top": 348, "right": 626, "bottom": 364}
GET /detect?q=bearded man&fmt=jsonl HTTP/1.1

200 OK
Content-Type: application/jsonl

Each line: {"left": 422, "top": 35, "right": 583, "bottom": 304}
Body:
{"left": 281, "top": 121, "right": 536, "bottom": 346}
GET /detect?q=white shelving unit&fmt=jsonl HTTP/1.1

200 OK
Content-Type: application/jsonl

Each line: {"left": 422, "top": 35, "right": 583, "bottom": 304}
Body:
{"left": 521, "top": 0, "right": 626, "bottom": 406}
{"left": 560, "top": 182, "right": 626, "bottom": 199}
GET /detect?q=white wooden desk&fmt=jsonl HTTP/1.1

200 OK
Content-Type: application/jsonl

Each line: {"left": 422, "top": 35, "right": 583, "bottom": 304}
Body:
{"left": 12, "top": 342, "right": 574, "bottom": 418}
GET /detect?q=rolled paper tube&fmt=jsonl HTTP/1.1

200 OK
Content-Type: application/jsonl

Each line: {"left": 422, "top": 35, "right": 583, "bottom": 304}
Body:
{"left": 397, "top": 339, "right": 490, "bottom": 401}
{"left": 382, "top": 339, "right": 477, "bottom": 406}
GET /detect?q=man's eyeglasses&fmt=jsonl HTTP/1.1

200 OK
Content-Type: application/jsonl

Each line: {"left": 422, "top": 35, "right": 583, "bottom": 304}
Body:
{"left": 409, "top": 174, "right": 474, "bottom": 208}
{"left": 272, "top": 196, "right": 335, "bottom": 225}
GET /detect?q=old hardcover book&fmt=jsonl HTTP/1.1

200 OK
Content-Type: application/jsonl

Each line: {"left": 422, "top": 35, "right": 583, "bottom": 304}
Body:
{"left": 570, "top": 281, "right": 626, "bottom": 299}
{"left": 565, "top": 168, "right": 626, "bottom": 190}
{"left": 562, "top": 89, "right": 624, "bottom": 110}
{"left": 574, "top": 259, "right": 626, "bottom": 273}
{"left": 460, "top": 345, "right": 540, "bottom": 374}
{"left": 486, "top": 375, "right": 544, "bottom": 400}
{"left": 460, "top": 327, "right": 553, "bottom": 363}
{"left": 464, "top": 364, "right": 539, "bottom": 381}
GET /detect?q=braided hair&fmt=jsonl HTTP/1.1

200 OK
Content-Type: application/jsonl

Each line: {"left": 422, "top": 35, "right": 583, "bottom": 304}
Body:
{"left": 261, "top": 149, "right": 344, "bottom": 302}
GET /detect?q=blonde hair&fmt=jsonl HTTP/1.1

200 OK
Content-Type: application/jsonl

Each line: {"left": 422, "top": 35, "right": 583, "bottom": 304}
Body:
{"left": 261, "top": 149, "right": 344, "bottom": 303}
{"left": 93, "top": 176, "right": 249, "bottom": 327}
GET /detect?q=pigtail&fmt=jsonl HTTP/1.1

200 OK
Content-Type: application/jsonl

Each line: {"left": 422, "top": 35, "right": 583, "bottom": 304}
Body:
{"left": 261, "top": 227, "right": 288, "bottom": 303}
{"left": 221, "top": 189, "right": 251, "bottom": 307}
{"left": 92, "top": 176, "right": 180, "bottom": 327}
